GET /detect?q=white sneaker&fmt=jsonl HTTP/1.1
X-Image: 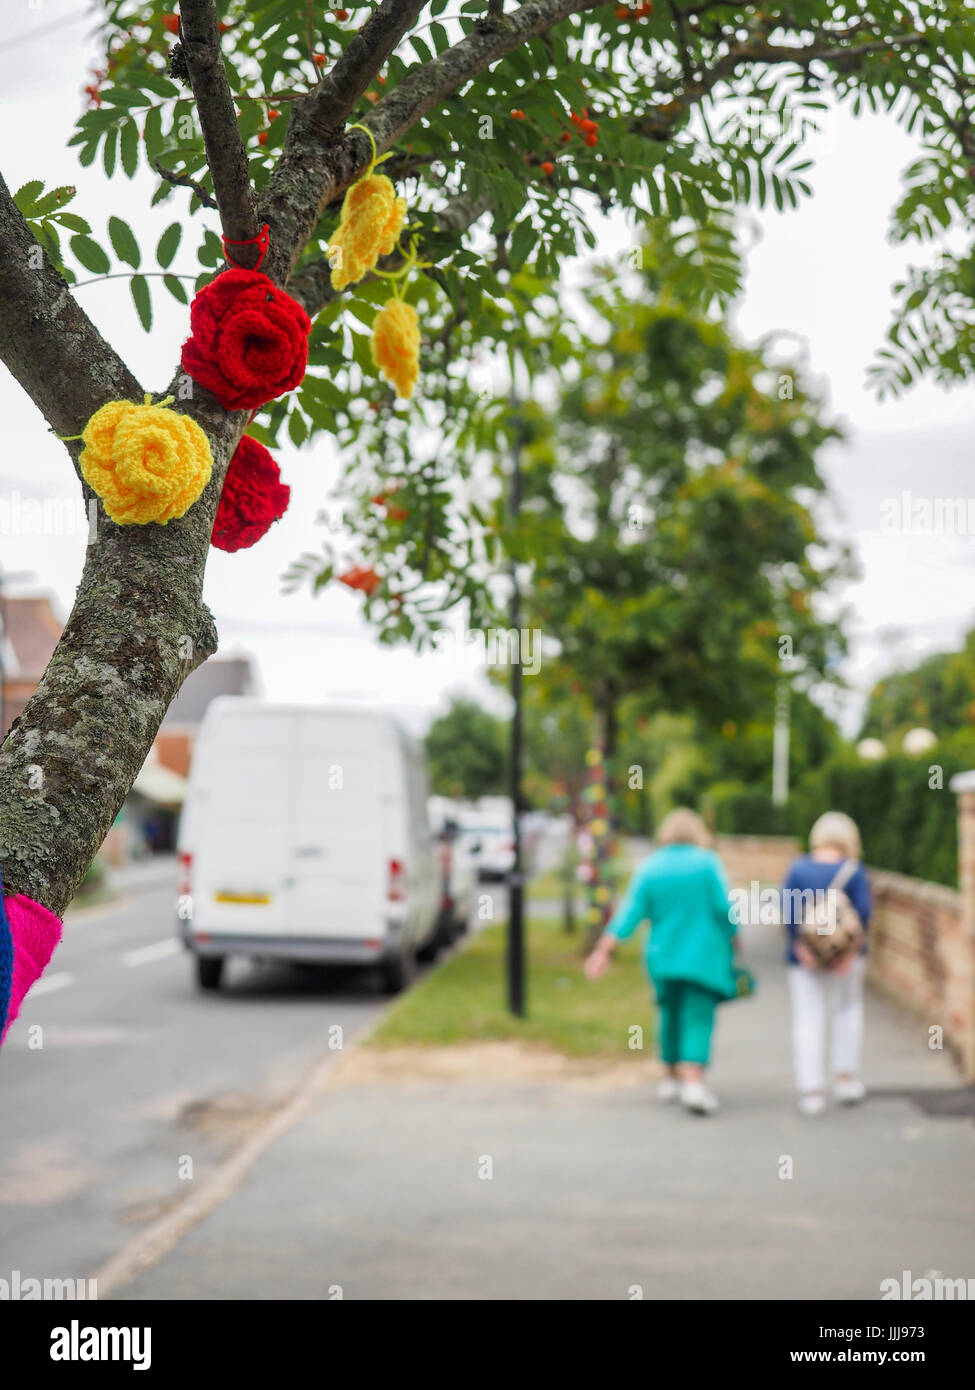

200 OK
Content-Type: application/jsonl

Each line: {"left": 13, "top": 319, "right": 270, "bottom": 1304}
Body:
{"left": 657, "top": 1077, "right": 680, "bottom": 1103}
{"left": 680, "top": 1080, "right": 719, "bottom": 1115}
{"left": 798, "top": 1092, "right": 826, "bottom": 1117}
{"left": 834, "top": 1077, "right": 867, "bottom": 1105}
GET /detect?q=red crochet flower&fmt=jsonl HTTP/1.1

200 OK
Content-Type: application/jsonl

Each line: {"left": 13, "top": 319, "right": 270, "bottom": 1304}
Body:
{"left": 182, "top": 269, "right": 311, "bottom": 411}
{"left": 211, "top": 435, "right": 290, "bottom": 552}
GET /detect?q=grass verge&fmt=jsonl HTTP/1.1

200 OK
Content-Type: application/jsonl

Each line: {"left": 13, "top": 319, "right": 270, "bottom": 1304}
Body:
{"left": 368, "top": 915, "right": 653, "bottom": 1057}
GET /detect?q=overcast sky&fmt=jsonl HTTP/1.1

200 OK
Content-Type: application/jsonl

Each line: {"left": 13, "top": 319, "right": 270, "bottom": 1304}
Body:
{"left": 1, "top": 3, "right": 973, "bottom": 742}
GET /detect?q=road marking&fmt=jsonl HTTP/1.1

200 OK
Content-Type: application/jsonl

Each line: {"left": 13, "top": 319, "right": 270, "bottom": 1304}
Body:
{"left": 122, "top": 939, "right": 180, "bottom": 968}
{"left": 31, "top": 972, "right": 73, "bottom": 997}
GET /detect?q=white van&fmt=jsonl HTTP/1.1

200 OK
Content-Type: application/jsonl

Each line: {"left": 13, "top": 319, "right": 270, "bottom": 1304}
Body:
{"left": 176, "top": 699, "right": 439, "bottom": 993}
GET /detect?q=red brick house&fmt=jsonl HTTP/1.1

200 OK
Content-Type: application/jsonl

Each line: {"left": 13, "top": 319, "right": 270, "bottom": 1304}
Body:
{"left": 0, "top": 595, "right": 63, "bottom": 738}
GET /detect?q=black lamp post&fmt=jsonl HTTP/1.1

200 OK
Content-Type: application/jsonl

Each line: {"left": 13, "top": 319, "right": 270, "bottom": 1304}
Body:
{"left": 505, "top": 386, "right": 526, "bottom": 1017}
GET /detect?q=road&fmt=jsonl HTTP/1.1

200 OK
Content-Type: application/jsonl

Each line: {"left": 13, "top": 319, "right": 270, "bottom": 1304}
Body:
{"left": 0, "top": 863, "right": 412, "bottom": 1283}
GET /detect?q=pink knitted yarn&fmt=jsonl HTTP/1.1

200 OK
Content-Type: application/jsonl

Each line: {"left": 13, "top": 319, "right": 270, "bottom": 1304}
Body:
{"left": 0, "top": 892, "right": 63, "bottom": 1046}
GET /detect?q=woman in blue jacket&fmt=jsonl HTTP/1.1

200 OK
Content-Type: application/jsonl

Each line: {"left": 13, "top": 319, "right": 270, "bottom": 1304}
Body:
{"left": 586, "top": 808, "right": 737, "bottom": 1115}
{"left": 781, "top": 811, "right": 872, "bottom": 1117}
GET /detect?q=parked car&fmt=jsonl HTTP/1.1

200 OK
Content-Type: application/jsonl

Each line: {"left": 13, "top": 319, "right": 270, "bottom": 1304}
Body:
{"left": 458, "top": 810, "right": 517, "bottom": 882}
{"left": 427, "top": 797, "right": 476, "bottom": 948}
{"left": 177, "top": 699, "right": 439, "bottom": 993}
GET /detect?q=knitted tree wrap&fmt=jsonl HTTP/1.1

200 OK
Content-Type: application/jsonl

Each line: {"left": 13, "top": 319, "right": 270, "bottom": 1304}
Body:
{"left": 181, "top": 268, "right": 311, "bottom": 410}
{"left": 0, "top": 889, "right": 63, "bottom": 1047}
{"left": 371, "top": 298, "right": 420, "bottom": 399}
{"left": 79, "top": 400, "right": 213, "bottom": 525}
{"left": 328, "top": 173, "right": 406, "bottom": 291}
{"left": 212, "top": 435, "right": 291, "bottom": 552}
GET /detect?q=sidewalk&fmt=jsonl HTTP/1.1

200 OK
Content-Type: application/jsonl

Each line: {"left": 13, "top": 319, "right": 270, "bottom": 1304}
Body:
{"left": 107, "top": 898, "right": 975, "bottom": 1301}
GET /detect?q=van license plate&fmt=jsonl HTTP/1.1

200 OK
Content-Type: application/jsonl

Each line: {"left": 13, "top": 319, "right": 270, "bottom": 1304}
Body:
{"left": 214, "top": 891, "right": 271, "bottom": 904}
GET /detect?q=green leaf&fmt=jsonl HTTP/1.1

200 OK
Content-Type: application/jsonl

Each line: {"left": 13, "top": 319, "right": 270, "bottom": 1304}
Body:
{"left": 288, "top": 408, "right": 308, "bottom": 447}
{"left": 108, "top": 216, "right": 141, "bottom": 268}
{"left": 102, "top": 126, "right": 118, "bottom": 178}
{"left": 13, "top": 181, "right": 44, "bottom": 216}
{"left": 509, "top": 219, "right": 535, "bottom": 270}
{"left": 54, "top": 212, "right": 90, "bottom": 234}
{"left": 198, "top": 228, "right": 224, "bottom": 267}
{"left": 143, "top": 104, "right": 164, "bottom": 162}
{"left": 99, "top": 87, "right": 148, "bottom": 109}
{"left": 35, "top": 188, "right": 77, "bottom": 219}
{"left": 163, "top": 273, "right": 189, "bottom": 304}
{"left": 130, "top": 274, "right": 152, "bottom": 332}
{"left": 70, "top": 234, "right": 111, "bottom": 275}
{"left": 156, "top": 222, "right": 182, "bottom": 268}
{"left": 120, "top": 118, "right": 140, "bottom": 178}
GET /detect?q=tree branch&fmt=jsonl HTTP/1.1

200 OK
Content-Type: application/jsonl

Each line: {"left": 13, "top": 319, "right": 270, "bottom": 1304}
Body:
{"left": 152, "top": 159, "right": 218, "bottom": 210}
{"left": 359, "top": 0, "right": 605, "bottom": 153}
{"left": 0, "top": 169, "right": 241, "bottom": 913}
{"left": 308, "top": 0, "right": 430, "bottom": 140}
{"left": 179, "top": 0, "right": 261, "bottom": 261}
{"left": 258, "top": 0, "right": 605, "bottom": 285}
{"left": 0, "top": 173, "right": 142, "bottom": 441}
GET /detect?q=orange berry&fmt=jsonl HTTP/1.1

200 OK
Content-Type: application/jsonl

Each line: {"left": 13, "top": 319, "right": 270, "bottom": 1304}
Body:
{"left": 219, "top": 19, "right": 231, "bottom": 31}
{"left": 377, "top": 74, "right": 386, "bottom": 83}
{"left": 560, "top": 130, "right": 571, "bottom": 143}
{"left": 511, "top": 108, "right": 525, "bottom": 120}
{"left": 541, "top": 161, "right": 555, "bottom": 175}
{"left": 313, "top": 53, "right": 327, "bottom": 66}
{"left": 585, "top": 132, "right": 598, "bottom": 146}
{"left": 335, "top": 7, "right": 350, "bottom": 17}
{"left": 580, "top": 118, "right": 598, "bottom": 133}
{"left": 257, "top": 131, "right": 268, "bottom": 145}
{"left": 162, "top": 14, "right": 179, "bottom": 35}
{"left": 616, "top": 5, "right": 629, "bottom": 15}
{"left": 268, "top": 108, "right": 280, "bottom": 120}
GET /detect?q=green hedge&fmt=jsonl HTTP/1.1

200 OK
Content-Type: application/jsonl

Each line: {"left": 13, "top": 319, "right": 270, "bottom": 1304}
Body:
{"left": 790, "top": 752, "right": 961, "bottom": 888}
{"left": 703, "top": 744, "right": 971, "bottom": 889}
{"left": 705, "top": 781, "right": 796, "bottom": 838}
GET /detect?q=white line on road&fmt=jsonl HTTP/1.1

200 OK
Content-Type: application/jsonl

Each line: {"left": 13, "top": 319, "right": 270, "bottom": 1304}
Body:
{"left": 121, "top": 939, "right": 180, "bottom": 968}
{"left": 31, "top": 972, "right": 73, "bottom": 997}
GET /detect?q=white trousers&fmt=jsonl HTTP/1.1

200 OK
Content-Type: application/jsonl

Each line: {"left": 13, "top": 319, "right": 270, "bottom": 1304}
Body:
{"left": 787, "top": 956, "right": 866, "bottom": 1094}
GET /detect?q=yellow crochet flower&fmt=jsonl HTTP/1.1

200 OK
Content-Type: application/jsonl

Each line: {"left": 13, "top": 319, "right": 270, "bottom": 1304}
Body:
{"left": 371, "top": 298, "right": 420, "bottom": 399}
{"left": 328, "top": 173, "right": 407, "bottom": 291}
{"left": 79, "top": 398, "right": 212, "bottom": 525}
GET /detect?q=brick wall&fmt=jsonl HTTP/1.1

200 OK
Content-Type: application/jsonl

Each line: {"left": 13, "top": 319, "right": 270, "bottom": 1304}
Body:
{"left": 715, "top": 834, "right": 799, "bottom": 889}
{"left": 718, "top": 831, "right": 975, "bottom": 1080}
{"left": 867, "top": 870, "right": 973, "bottom": 1076}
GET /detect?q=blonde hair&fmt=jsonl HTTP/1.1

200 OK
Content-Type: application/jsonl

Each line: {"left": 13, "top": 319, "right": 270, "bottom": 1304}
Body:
{"left": 809, "top": 810, "right": 862, "bottom": 859}
{"left": 656, "top": 807, "right": 711, "bottom": 848}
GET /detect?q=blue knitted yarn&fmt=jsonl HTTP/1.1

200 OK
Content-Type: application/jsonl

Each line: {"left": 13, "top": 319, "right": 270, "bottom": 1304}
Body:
{"left": 0, "top": 869, "right": 13, "bottom": 1039}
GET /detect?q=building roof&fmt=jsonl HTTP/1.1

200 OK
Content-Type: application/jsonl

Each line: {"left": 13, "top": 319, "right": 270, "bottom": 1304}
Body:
{"left": 161, "top": 656, "right": 256, "bottom": 727}
{"left": 1, "top": 596, "right": 63, "bottom": 680}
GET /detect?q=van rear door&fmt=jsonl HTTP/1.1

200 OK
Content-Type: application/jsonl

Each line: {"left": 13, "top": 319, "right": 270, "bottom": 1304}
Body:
{"left": 192, "top": 708, "right": 294, "bottom": 937}
{"left": 285, "top": 711, "right": 390, "bottom": 940}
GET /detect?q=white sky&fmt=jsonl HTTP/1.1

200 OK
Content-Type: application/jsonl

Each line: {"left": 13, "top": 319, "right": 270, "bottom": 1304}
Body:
{"left": 1, "top": 3, "right": 973, "bottom": 740}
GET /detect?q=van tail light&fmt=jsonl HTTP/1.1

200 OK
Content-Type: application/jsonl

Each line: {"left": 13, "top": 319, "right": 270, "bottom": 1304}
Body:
{"left": 387, "top": 858, "right": 406, "bottom": 902}
{"left": 179, "top": 852, "right": 193, "bottom": 896}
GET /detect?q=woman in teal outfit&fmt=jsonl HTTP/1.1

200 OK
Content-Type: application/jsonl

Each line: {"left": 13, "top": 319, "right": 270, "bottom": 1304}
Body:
{"left": 585, "top": 808, "right": 738, "bottom": 1115}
